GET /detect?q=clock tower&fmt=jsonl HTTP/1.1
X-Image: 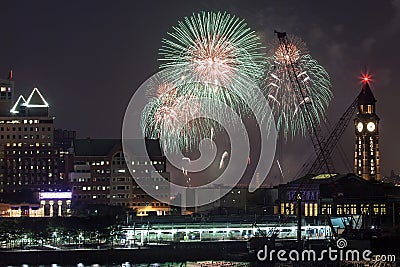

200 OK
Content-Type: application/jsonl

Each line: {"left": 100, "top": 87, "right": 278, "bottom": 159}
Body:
{"left": 354, "top": 79, "right": 381, "bottom": 182}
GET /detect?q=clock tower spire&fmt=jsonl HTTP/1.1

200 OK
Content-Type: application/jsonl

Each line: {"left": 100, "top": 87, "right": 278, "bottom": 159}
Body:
{"left": 354, "top": 77, "right": 381, "bottom": 182}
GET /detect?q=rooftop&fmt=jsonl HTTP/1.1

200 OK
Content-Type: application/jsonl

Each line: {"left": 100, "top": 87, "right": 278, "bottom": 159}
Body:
{"left": 73, "top": 138, "right": 164, "bottom": 157}
{"left": 357, "top": 82, "right": 376, "bottom": 105}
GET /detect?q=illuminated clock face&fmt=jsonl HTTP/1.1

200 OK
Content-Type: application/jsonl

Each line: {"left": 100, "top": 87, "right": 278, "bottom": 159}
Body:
{"left": 357, "top": 122, "right": 363, "bottom": 132}
{"left": 367, "top": 122, "right": 376, "bottom": 132}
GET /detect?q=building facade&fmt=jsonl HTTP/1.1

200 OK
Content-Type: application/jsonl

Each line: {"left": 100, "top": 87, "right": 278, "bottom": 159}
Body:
{"left": 0, "top": 75, "right": 14, "bottom": 116}
{"left": 0, "top": 191, "right": 72, "bottom": 217}
{"left": 0, "top": 83, "right": 68, "bottom": 193}
{"left": 67, "top": 138, "right": 170, "bottom": 216}
{"left": 278, "top": 173, "right": 391, "bottom": 228}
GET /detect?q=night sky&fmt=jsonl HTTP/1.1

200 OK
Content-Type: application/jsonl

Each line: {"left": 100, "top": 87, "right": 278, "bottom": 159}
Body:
{"left": 1, "top": 0, "right": 399, "bottom": 182}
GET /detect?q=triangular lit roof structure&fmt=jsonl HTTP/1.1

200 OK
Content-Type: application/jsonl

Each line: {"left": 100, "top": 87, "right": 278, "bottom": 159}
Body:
{"left": 25, "top": 88, "right": 49, "bottom": 107}
{"left": 10, "top": 95, "right": 27, "bottom": 114}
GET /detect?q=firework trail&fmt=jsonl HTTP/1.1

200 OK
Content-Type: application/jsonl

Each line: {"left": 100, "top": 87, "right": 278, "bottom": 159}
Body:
{"left": 142, "top": 11, "right": 267, "bottom": 152}
{"left": 159, "top": 11, "right": 265, "bottom": 117}
{"left": 219, "top": 151, "right": 229, "bottom": 169}
{"left": 263, "top": 34, "right": 332, "bottom": 139}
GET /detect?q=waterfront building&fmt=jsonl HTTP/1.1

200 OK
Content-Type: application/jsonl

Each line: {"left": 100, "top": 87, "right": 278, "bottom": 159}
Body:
{"left": 275, "top": 78, "right": 399, "bottom": 229}
{"left": 278, "top": 173, "right": 389, "bottom": 225}
{"left": 0, "top": 191, "right": 71, "bottom": 217}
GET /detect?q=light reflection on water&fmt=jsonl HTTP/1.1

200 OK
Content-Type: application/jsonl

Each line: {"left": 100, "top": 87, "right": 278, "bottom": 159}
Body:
{"left": 10, "top": 261, "right": 251, "bottom": 267}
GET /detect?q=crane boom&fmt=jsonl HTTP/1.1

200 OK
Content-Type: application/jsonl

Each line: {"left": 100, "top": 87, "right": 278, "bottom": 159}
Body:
{"left": 275, "top": 31, "right": 332, "bottom": 175}
{"left": 307, "top": 97, "right": 359, "bottom": 175}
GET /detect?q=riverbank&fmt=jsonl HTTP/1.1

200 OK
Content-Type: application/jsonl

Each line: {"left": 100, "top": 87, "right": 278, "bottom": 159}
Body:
{"left": 0, "top": 241, "right": 249, "bottom": 266}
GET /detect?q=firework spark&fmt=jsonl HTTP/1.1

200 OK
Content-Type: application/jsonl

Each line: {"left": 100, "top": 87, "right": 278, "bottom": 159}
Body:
{"left": 274, "top": 35, "right": 307, "bottom": 64}
{"left": 263, "top": 34, "right": 332, "bottom": 139}
{"left": 141, "top": 11, "right": 267, "bottom": 152}
{"left": 141, "top": 80, "right": 217, "bottom": 152}
{"left": 159, "top": 11, "right": 265, "bottom": 116}
{"left": 219, "top": 151, "right": 229, "bottom": 169}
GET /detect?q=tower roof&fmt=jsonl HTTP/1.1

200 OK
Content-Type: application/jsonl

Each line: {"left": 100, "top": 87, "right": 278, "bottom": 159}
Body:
{"left": 10, "top": 95, "right": 27, "bottom": 114}
{"left": 25, "top": 88, "right": 49, "bottom": 107}
{"left": 357, "top": 82, "right": 376, "bottom": 105}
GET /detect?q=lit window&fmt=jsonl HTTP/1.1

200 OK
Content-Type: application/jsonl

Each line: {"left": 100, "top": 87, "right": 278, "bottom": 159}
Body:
{"left": 281, "top": 203, "right": 294, "bottom": 215}
{"left": 321, "top": 204, "right": 331, "bottom": 215}
{"left": 380, "top": 204, "right": 386, "bottom": 215}
{"left": 350, "top": 204, "right": 357, "bottom": 214}
{"left": 343, "top": 204, "right": 350, "bottom": 215}
{"left": 280, "top": 203, "right": 285, "bottom": 214}
{"left": 337, "top": 204, "right": 343, "bottom": 215}
{"left": 373, "top": 204, "right": 379, "bottom": 215}
{"left": 304, "top": 203, "right": 308, "bottom": 216}
{"left": 361, "top": 204, "right": 369, "bottom": 215}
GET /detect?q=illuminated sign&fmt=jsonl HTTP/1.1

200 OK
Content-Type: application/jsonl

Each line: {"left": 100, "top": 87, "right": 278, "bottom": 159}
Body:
{"left": 39, "top": 192, "right": 72, "bottom": 199}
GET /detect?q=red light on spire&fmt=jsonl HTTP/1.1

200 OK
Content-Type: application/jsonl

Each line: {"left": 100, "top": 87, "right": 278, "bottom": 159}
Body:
{"left": 359, "top": 71, "right": 373, "bottom": 85}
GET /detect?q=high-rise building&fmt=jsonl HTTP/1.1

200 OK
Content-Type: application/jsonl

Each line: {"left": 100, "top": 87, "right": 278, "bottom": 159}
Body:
{"left": 354, "top": 80, "right": 381, "bottom": 182}
{"left": 0, "top": 79, "right": 65, "bottom": 193}
{"left": 0, "top": 73, "right": 14, "bottom": 116}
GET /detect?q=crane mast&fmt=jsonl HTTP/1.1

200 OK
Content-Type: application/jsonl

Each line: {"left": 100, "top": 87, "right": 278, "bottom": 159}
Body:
{"left": 263, "top": 31, "right": 359, "bottom": 247}
{"left": 307, "top": 97, "right": 359, "bottom": 175}
{"left": 275, "top": 31, "right": 332, "bottom": 175}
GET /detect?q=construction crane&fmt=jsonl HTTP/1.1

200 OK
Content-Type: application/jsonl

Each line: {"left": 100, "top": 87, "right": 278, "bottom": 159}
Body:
{"left": 275, "top": 31, "right": 362, "bottom": 177}
{"left": 250, "top": 31, "right": 364, "bottom": 253}
{"left": 306, "top": 97, "right": 359, "bottom": 175}
{"left": 270, "top": 31, "right": 361, "bottom": 244}
{"left": 274, "top": 30, "right": 333, "bottom": 176}
{"left": 253, "top": 31, "right": 335, "bottom": 246}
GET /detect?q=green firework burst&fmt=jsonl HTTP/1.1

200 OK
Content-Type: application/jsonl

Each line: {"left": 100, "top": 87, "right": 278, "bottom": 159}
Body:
{"left": 263, "top": 35, "right": 333, "bottom": 139}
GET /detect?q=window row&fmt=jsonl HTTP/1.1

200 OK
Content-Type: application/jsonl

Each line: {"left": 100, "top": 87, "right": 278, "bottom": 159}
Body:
{"left": 73, "top": 185, "right": 110, "bottom": 191}
{"left": 132, "top": 202, "right": 168, "bottom": 207}
{"left": 280, "top": 202, "right": 387, "bottom": 216}
{"left": 73, "top": 194, "right": 110, "bottom": 199}
{"left": 71, "top": 177, "right": 110, "bottom": 182}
